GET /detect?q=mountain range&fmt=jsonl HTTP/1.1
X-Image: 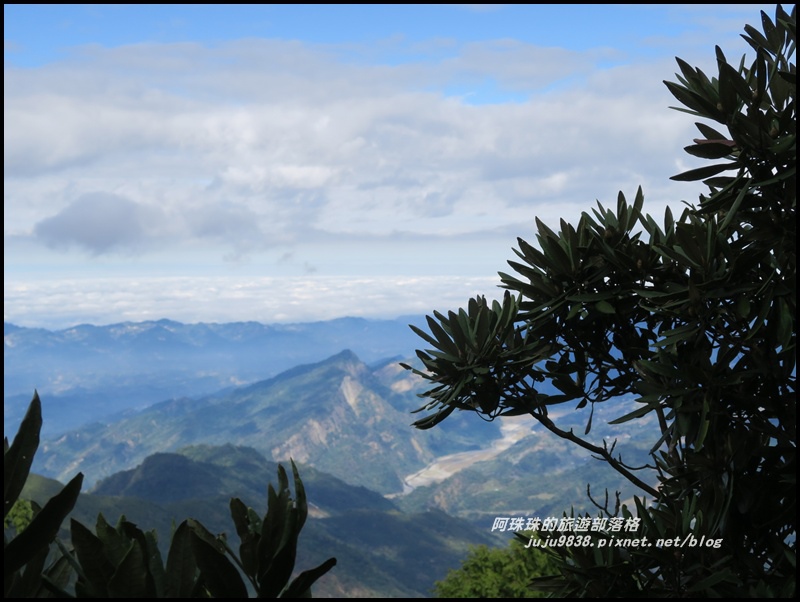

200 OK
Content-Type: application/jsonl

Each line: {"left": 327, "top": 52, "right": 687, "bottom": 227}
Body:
{"left": 33, "top": 349, "right": 502, "bottom": 493}
{"left": 4, "top": 317, "right": 429, "bottom": 436}
{"left": 8, "top": 317, "right": 659, "bottom": 597}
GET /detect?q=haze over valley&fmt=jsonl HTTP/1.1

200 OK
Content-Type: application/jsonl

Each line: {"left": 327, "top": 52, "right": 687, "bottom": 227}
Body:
{"left": 5, "top": 316, "right": 655, "bottom": 596}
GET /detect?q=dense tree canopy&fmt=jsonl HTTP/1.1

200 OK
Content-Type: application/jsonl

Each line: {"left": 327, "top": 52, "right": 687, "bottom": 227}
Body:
{"left": 404, "top": 5, "right": 795, "bottom": 597}
{"left": 433, "top": 540, "right": 558, "bottom": 598}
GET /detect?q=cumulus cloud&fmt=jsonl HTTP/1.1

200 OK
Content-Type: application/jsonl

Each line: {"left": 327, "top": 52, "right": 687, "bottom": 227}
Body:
{"left": 33, "top": 192, "right": 166, "bottom": 254}
{"left": 31, "top": 192, "right": 272, "bottom": 256}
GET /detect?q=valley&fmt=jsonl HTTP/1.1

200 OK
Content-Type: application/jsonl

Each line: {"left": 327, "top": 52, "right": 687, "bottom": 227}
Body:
{"left": 397, "top": 415, "right": 534, "bottom": 493}
{"left": 5, "top": 317, "right": 659, "bottom": 597}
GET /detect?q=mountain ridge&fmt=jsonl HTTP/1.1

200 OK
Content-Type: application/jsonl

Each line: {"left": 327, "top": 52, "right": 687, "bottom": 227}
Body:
{"left": 34, "top": 348, "right": 492, "bottom": 493}
{"left": 4, "top": 316, "right": 432, "bottom": 438}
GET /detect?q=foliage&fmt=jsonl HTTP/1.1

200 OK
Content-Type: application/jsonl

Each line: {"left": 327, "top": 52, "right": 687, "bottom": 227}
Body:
{"left": 433, "top": 539, "right": 558, "bottom": 598}
{"left": 403, "top": 5, "right": 795, "bottom": 597}
{"left": 5, "top": 392, "right": 83, "bottom": 598}
{"left": 3, "top": 393, "right": 336, "bottom": 598}
{"left": 5, "top": 499, "right": 35, "bottom": 534}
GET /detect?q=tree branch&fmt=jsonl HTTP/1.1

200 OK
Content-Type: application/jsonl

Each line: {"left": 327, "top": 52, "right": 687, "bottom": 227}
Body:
{"left": 530, "top": 410, "right": 661, "bottom": 499}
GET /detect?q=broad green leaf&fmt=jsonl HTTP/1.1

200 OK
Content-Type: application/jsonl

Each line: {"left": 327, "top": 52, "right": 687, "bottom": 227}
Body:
{"left": 107, "top": 541, "right": 149, "bottom": 598}
{"left": 4, "top": 393, "right": 42, "bottom": 520}
{"left": 190, "top": 531, "right": 248, "bottom": 598}
{"left": 164, "top": 521, "right": 199, "bottom": 598}
{"left": 229, "top": 498, "right": 259, "bottom": 579}
{"left": 71, "top": 518, "right": 113, "bottom": 597}
{"left": 595, "top": 300, "right": 616, "bottom": 314}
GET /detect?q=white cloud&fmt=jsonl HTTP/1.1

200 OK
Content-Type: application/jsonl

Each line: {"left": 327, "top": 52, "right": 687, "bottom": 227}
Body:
{"left": 4, "top": 36, "right": 699, "bottom": 229}
{"left": 3, "top": 275, "right": 503, "bottom": 329}
{"left": 5, "top": 8, "right": 771, "bottom": 325}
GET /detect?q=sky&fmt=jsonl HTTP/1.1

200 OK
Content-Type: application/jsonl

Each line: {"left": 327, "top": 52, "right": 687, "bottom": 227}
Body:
{"left": 4, "top": 4, "right": 781, "bottom": 329}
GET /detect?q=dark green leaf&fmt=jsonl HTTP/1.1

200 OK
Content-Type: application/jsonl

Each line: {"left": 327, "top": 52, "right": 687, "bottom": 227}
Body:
{"left": 670, "top": 162, "right": 738, "bottom": 181}
{"left": 190, "top": 530, "right": 248, "bottom": 598}
{"left": 71, "top": 519, "right": 113, "bottom": 597}
{"left": 107, "top": 541, "right": 149, "bottom": 598}
{"left": 4, "top": 393, "right": 42, "bottom": 520}
{"left": 595, "top": 300, "right": 616, "bottom": 314}
{"left": 683, "top": 141, "right": 737, "bottom": 159}
{"left": 164, "top": 521, "right": 198, "bottom": 598}
{"left": 281, "top": 557, "right": 337, "bottom": 598}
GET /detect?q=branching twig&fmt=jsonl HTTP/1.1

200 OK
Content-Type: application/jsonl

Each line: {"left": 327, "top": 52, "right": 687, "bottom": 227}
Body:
{"left": 531, "top": 410, "right": 661, "bottom": 498}
{"left": 586, "top": 484, "right": 622, "bottom": 517}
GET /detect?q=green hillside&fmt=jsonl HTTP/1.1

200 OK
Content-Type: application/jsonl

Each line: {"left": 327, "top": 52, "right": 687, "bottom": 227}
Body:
{"left": 22, "top": 444, "right": 494, "bottom": 597}
{"left": 36, "top": 351, "right": 501, "bottom": 494}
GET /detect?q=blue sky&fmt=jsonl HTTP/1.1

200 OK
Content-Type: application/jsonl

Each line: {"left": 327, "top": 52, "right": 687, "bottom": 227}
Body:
{"left": 4, "top": 4, "right": 781, "bottom": 328}
{"left": 2, "top": 5, "right": 721, "bottom": 65}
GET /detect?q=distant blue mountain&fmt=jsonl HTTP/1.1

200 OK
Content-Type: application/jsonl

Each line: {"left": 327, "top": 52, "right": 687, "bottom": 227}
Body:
{"left": 4, "top": 316, "right": 429, "bottom": 436}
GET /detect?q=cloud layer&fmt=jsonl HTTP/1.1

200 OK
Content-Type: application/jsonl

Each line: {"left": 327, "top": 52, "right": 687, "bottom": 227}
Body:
{"left": 3, "top": 275, "right": 502, "bottom": 329}
{"left": 4, "top": 6, "right": 774, "bottom": 326}
{"left": 6, "top": 35, "right": 696, "bottom": 251}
